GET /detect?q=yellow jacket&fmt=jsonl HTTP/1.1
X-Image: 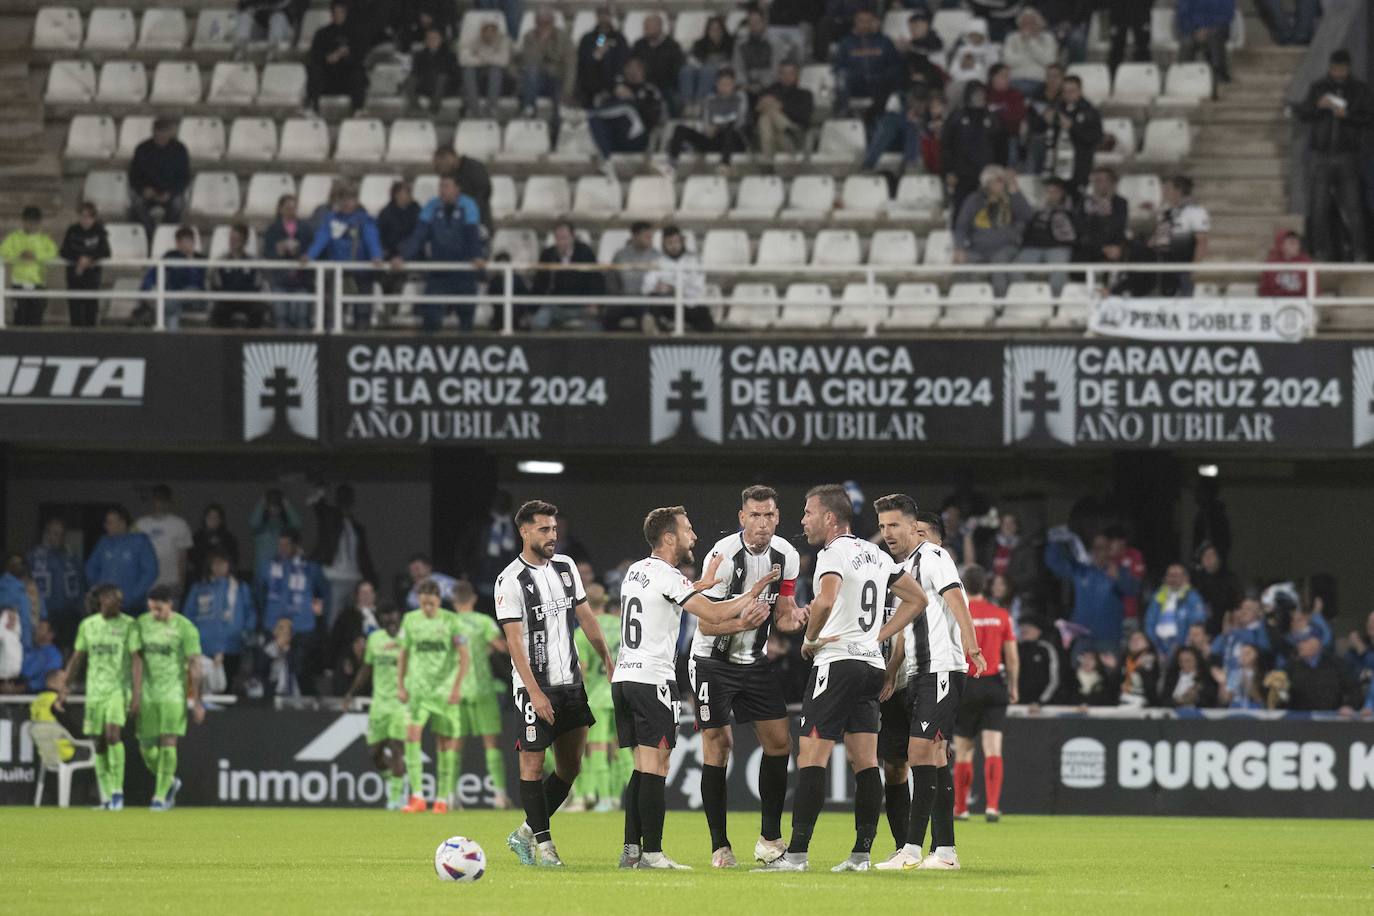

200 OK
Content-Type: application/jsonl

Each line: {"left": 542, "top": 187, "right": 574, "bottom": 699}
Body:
{"left": 29, "top": 691, "right": 75, "bottom": 761}
{"left": 1, "top": 229, "right": 57, "bottom": 288}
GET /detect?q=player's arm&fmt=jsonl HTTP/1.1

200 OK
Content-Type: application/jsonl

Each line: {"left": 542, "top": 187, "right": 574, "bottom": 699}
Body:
{"left": 396, "top": 647, "right": 410, "bottom": 703}
{"left": 503, "top": 620, "right": 554, "bottom": 724}
{"left": 489, "top": 635, "right": 509, "bottom": 655}
{"left": 942, "top": 584, "right": 986, "bottom": 675}
{"left": 800, "top": 572, "right": 841, "bottom": 659}
{"left": 691, "top": 552, "right": 726, "bottom": 593}
{"left": 342, "top": 662, "right": 372, "bottom": 707}
{"left": 573, "top": 601, "right": 615, "bottom": 677}
{"left": 697, "top": 599, "right": 761, "bottom": 637}
{"left": 772, "top": 591, "right": 805, "bottom": 633}
{"left": 129, "top": 650, "right": 144, "bottom": 716}
{"left": 683, "top": 566, "right": 779, "bottom": 626}
{"left": 448, "top": 637, "right": 471, "bottom": 704}
{"left": 881, "top": 630, "right": 906, "bottom": 702}
{"left": 57, "top": 650, "right": 85, "bottom": 710}
{"left": 876, "top": 573, "right": 928, "bottom": 644}
{"left": 1004, "top": 639, "right": 1020, "bottom": 704}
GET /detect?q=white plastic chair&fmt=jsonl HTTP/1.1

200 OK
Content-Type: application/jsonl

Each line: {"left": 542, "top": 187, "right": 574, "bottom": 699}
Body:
{"left": 520, "top": 175, "right": 572, "bottom": 217}
{"left": 1139, "top": 118, "right": 1191, "bottom": 163}
{"left": 810, "top": 229, "right": 862, "bottom": 267}
{"left": 1109, "top": 63, "right": 1161, "bottom": 107}
{"left": 31, "top": 722, "right": 97, "bottom": 808}
{"left": 207, "top": 62, "right": 259, "bottom": 105}
{"left": 781, "top": 174, "right": 835, "bottom": 220}
{"left": 227, "top": 117, "right": 279, "bottom": 161}
{"left": 358, "top": 173, "right": 402, "bottom": 214}
{"left": 798, "top": 64, "right": 834, "bottom": 112}
{"left": 726, "top": 283, "right": 779, "bottom": 327}
{"left": 624, "top": 175, "right": 676, "bottom": 220}
{"left": 179, "top": 116, "right": 226, "bottom": 161}
{"left": 1066, "top": 62, "right": 1110, "bottom": 104}
{"left": 777, "top": 283, "right": 835, "bottom": 328}
{"left": 941, "top": 282, "right": 998, "bottom": 328}
{"left": 193, "top": 9, "right": 237, "bottom": 50}
{"left": 889, "top": 174, "right": 943, "bottom": 218}
{"left": 243, "top": 173, "right": 297, "bottom": 219}
{"left": 96, "top": 61, "right": 148, "bottom": 103}
{"left": 812, "top": 119, "right": 866, "bottom": 164}
{"left": 1159, "top": 63, "right": 1214, "bottom": 108}
{"left": 335, "top": 118, "right": 387, "bottom": 162}
{"left": 675, "top": 175, "right": 730, "bottom": 219}
{"left": 106, "top": 222, "right": 148, "bottom": 259}
{"left": 65, "top": 114, "right": 118, "bottom": 159}
{"left": 33, "top": 7, "right": 83, "bottom": 50}
{"left": 386, "top": 119, "right": 438, "bottom": 163}
{"left": 257, "top": 63, "right": 307, "bottom": 106}
{"left": 620, "top": 10, "right": 657, "bottom": 45}
{"left": 550, "top": 118, "right": 597, "bottom": 162}
{"left": 755, "top": 229, "right": 808, "bottom": 267}
{"left": 296, "top": 7, "right": 329, "bottom": 50}
{"left": 868, "top": 229, "right": 919, "bottom": 266}
{"left": 82, "top": 170, "right": 128, "bottom": 215}
{"left": 45, "top": 59, "right": 96, "bottom": 103}
{"left": 922, "top": 229, "right": 954, "bottom": 265}
{"left": 278, "top": 117, "right": 330, "bottom": 161}
{"left": 138, "top": 8, "right": 188, "bottom": 50}
{"left": 152, "top": 220, "right": 199, "bottom": 256}
{"left": 503, "top": 119, "right": 552, "bottom": 159}
{"left": 836, "top": 175, "right": 889, "bottom": 220}
{"left": 454, "top": 119, "right": 502, "bottom": 159}
{"left": 116, "top": 115, "right": 154, "bottom": 159}
{"left": 296, "top": 173, "right": 338, "bottom": 216}
{"left": 188, "top": 171, "right": 242, "bottom": 217}
{"left": 730, "top": 175, "right": 785, "bottom": 220}
{"left": 490, "top": 227, "right": 539, "bottom": 265}
{"left": 572, "top": 175, "right": 623, "bottom": 216}
{"left": 596, "top": 228, "right": 630, "bottom": 265}
{"left": 673, "top": 10, "right": 710, "bottom": 47}
{"left": 1119, "top": 174, "right": 1162, "bottom": 219}
{"left": 836, "top": 282, "right": 889, "bottom": 329}
{"left": 701, "top": 229, "right": 752, "bottom": 267}
{"left": 149, "top": 61, "right": 201, "bottom": 104}
{"left": 931, "top": 9, "right": 974, "bottom": 48}
{"left": 1000, "top": 281, "right": 1056, "bottom": 328}
{"left": 887, "top": 282, "right": 942, "bottom": 329}
{"left": 85, "top": 8, "right": 136, "bottom": 50}
{"left": 209, "top": 224, "right": 258, "bottom": 260}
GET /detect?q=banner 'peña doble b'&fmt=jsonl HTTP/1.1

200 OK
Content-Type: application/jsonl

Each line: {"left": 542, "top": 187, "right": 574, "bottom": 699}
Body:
{"left": 5, "top": 332, "right": 1374, "bottom": 450}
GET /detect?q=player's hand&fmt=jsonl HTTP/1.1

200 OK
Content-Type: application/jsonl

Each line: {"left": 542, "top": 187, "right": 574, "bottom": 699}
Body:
{"left": 740, "top": 599, "right": 770, "bottom": 630}
{"left": 1009, "top": 684, "right": 1019, "bottom": 704}
{"left": 530, "top": 689, "right": 555, "bottom": 725}
{"left": 967, "top": 646, "right": 987, "bottom": 675}
{"left": 801, "top": 636, "right": 838, "bottom": 660}
{"left": 312, "top": 598, "right": 324, "bottom": 617}
{"left": 448, "top": 689, "right": 463, "bottom": 705}
{"left": 128, "top": 695, "right": 140, "bottom": 717}
{"left": 600, "top": 651, "right": 615, "bottom": 678}
{"left": 749, "top": 564, "right": 782, "bottom": 598}
{"left": 397, "top": 686, "right": 409, "bottom": 703}
{"left": 191, "top": 701, "right": 206, "bottom": 725}
{"left": 693, "top": 552, "right": 726, "bottom": 592}
{"left": 879, "top": 675, "right": 896, "bottom": 703}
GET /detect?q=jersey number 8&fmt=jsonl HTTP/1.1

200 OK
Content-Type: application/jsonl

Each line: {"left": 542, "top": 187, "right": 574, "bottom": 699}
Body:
{"left": 522, "top": 700, "right": 537, "bottom": 725}
{"left": 623, "top": 597, "right": 643, "bottom": 649}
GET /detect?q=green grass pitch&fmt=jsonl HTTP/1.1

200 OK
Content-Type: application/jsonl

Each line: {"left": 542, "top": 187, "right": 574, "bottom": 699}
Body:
{"left": 4, "top": 808, "right": 1370, "bottom": 914}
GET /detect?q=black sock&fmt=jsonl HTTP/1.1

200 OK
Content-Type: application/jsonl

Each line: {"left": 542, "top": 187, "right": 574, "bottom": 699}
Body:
{"left": 884, "top": 779, "right": 911, "bottom": 851}
{"left": 701, "top": 764, "right": 730, "bottom": 851}
{"left": 639, "top": 773, "right": 667, "bottom": 854}
{"left": 758, "top": 753, "right": 789, "bottom": 842}
{"left": 851, "top": 767, "right": 882, "bottom": 855}
{"left": 543, "top": 772, "right": 573, "bottom": 819}
{"left": 520, "top": 778, "right": 552, "bottom": 844}
{"left": 907, "top": 764, "right": 937, "bottom": 851}
{"left": 931, "top": 764, "right": 955, "bottom": 851}
{"left": 623, "top": 771, "right": 642, "bottom": 846}
{"left": 786, "top": 766, "right": 826, "bottom": 855}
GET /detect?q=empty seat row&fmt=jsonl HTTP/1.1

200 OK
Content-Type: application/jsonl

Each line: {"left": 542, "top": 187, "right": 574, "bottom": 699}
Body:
{"left": 45, "top": 58, "right": 308, "bottom": 105}
{"left": 1068, "top": 61, "right": 1215, "bottom": 108}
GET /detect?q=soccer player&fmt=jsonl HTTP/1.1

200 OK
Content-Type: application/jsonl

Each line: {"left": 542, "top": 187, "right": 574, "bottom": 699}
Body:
{"left": 617, "top": 506, "right": 778, "bottom": 870}
{"left": 755, "top": 485, "right": 928, "bottom": 873}
{"left": 690, "top": 485, "right": 805, "bottom": 868}
{"left": 952, "top": 564, "right": 1018, "bottom": 822}
{"left": 135, "top": 584, "right": 205, "bottom": 810}
{"left": 343, "top": 604, "right": 406, "bottom": 810}
{"left": 874, "top": 506, "right": 985, "bottom": 872}
{"left": 397, "top": 579, "right": 471, "bottom": 814}
{"left": 59, "top": 584, "right": 142, "bottom": 810}
{"left": 450, "top": 579, "right": 512, "bottom": 810}
{"left": 570, "top": 583, "right": 622, "bottom": 812}
{"left": 873, "top": 498, "right": 919, "bottom": 854}
{"left": 497, "top": 500, "right": 615, "bottom": 868}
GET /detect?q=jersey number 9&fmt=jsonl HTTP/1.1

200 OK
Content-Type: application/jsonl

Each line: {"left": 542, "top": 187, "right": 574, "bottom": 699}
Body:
{"left": 858, "top": 580, "right": 878, "bottom": 632}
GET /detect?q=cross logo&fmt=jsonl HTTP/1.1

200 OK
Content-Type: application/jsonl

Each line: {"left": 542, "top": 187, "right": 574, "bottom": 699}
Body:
{"left": 1003, "top": 346, "right": 1076, "bottom": 446}
{"left": 1353, "top": 349, "right": 1374, "bottom": 447}
{"left": 243, "top": 343, "right": 319, "bottom": 442}
{"left": 649, "top": 346, "right": 723, "bottom": 444}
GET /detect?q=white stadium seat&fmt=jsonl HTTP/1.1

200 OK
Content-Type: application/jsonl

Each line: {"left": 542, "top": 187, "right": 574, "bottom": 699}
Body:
{"left": 519, "top": 175, "right": 572, "bottom": 217}
{"left": 278, "top": 117, "right": 329, "bottom": 161}
{"left": 1119, "top": 174, "right": 1163, "bottom": 219}
{"left": 755, "top": 229, "right": 808, "bottom": 267}
{"left": 257, "top": 63, "right": 307, "bottom": 106}
{"left": 1139, "top": 118, "right": 1191, "bottom": 163}
{"left": 65, "top": 114, "right": 117, "bottom": 159}
{"left": 208, "top": 225, "right": 255, "bottom": 260}
{"left": 454, "top": 119, "right": 502, "bottom": 159}
{"left": 675, "top": 175, "right": 729, "bottom": 219}
{"left": 1226, "top": 282, "right": 1259, "bottom": 298}
{"left": 149, "top": 61, "right": 201, "bottom": 104}
{"left": 503, "top": 119, "right": 551, "bottom": 158}
{"left": 941, "top": 283, "right": 998, "bottom": 328}
{"left": 1109, "top": 63, "right": 1161, "bottom": 106}
{"left": 550, "top": 119, "right": 597, "bottom": 162}
{"left": 105, "top": 223, "right": 148, "bottom": 259}
{"left": 335, "top": 118, "right": 387, "bottom": 162}
{"left": 411, "top": 174, "right": 439, "bottom": 204}
{"left": 151, "top": 223, "right": 198, "bottom": 256}
{"left": 782, "top": 175, "right": 835, "bottom": 220}
{"left": 882, "top": 10, "right": 910, "bottom": 43}
{"left": 572, "top": 176, "right": 623, "bottom": 216}
{"left": 726, "top": 283, "right": 779, "bottom": 328}
{"left": 798, "top": 64, "right": 834, "bottom": 111}
{"left": 836, "top": 282, "right": 888, "bottom": 329}
{"left": 85, "top": 8, "right": 136, "bottom": 50}
{"left": 730, "top": 175, "right": 785, "bottom": 220}
{"left": 82, "top": 170, "right": 128, "bottom": 216}
{"left": 296, "top": 173, "right": 337, "bottom": 216}
{"left": 45, "top": 59, "right": 96, "bottom": 103}
{"left": 777, "top": 283, "right": 835, "bottom": 328}
{"left": 673, "top": 10, "right": 710, "bottom": 47}
{"left": 867, "top": 229, "right": 919, "bottom": 266}
{"left": 890, "top": 174, "right": 943, "bottom": 218}
{"left": 931, "top": 8, "right": 974, "bottom": 48}
{"left": 1150, "top": 8, "right": 1178, "bottom": 54}
{"left": 491, "top": 228, "right": 539, "bottom": 265}
{"left": 358, "top": 174, "right": 401, "bottom": 214}
{"left": 296, "top": 7, "right": 329, "bottom": 50}
{"left": 208, "top": 62, "right": 259, "bottom": 105}
{"left": 1051, "top": 282, "right": 1091, "bottom": 328}
{"left": 922, "top": 229, "right": 954, "bottom": 265}
{"left": 810, "top": 229, "right": 861, "bottom": 267}
{"left": 386, "top": 119, "right": 438, "bottom": 163}
{"left": 1000, "top": 282, "right": 1056, "bottom": 328}
{"left": 243, "top": 173, "right": 297, "bottom": 219}
{"left": 1019, "top": 175, "right": 1046, "bottom": 209}
{"left": 490, "top": 175, "right": 517, "bottom": 219}
{"left": 116, "top": 115, "right": 153, "bottom": 159}
{"left": 887, "top": 282, "right": 942, "bottom": 329}
{"left": 1095, "top": 117, "right": 1137, "bottom": 165}
{"left": 624, "top": 175, "right": 676, "bottom": 220}
{"left": 137, "top": 8, "right": 188, "bottom": 50}
{"left": 596, "top": 228, "right": 630, "bottom": 265}
{"left": 837, "top": 175, "right": 889, "bottom": 219}
{"left": 1160, "top": 63, "right": 1214, "bottom": 107}
{"left": 812, "top": 119, "right": 866, "bottom": 164}
{"left": 701, "top": 229, "right": 752, "bottom": 267}
{"left": 189, "top": 172, "right": 241, "bottom": 217}
{"left": 569, "top": 11, "right": 598, "bottom": 45}
{"left": 33, "top": 7, "right": 83, "bottom": 50}
{"left": 97, "top": 61, "right": 148, "bottom": 103}
{"left": 227, "top": 118, "right": 279, "bottom": 161}
{"left": 1067, "top": 63, "right": 1110, "bottom": 104}
{"left": 178, "top": 116, "right": 226, "bottom": 160}
{"left": 620, "top": 10, "right": 657, "bottom": 45}
{"left": 193, "top": 9, "right": 237, "bottom": 50}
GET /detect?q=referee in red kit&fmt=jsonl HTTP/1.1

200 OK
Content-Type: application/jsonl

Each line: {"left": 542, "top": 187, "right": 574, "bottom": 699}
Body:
{"left": 951, "top": 565, "right": 1018, "bottom": 822}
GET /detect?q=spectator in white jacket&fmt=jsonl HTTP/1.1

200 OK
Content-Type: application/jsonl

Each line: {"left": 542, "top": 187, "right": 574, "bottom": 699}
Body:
{"left": 945, "top": 18, "right": 1002, "bottom": 106}
{"left": 460, "top": 19, "right": 512, "bottom": 116}
{"left": 1003, "top": 8, "right": 1059, "bottom": 97}
{"left": 642, "top": 226, "right": 714, "bottom": 332}
{"left": 0, "top": 607, "right": 22, "bottom": 681}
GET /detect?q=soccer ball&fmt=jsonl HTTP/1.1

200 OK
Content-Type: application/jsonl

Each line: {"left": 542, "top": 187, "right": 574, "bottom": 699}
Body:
{"left": 434, "top": 836, "right": 486, "bottom": 882}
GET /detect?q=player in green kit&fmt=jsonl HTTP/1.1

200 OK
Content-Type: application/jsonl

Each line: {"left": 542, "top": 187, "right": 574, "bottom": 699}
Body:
{"left": 569, "top": 583, "right": 626, "bottom": 812}
{"left": 343, "top": 605, "right": 406, "bottom": 810}
{"left": 59, "top": 584, "right": 142, "bottom": 810}
{"left": 450, "top": 580, "right": 512, "bottom": 810}
{"left": 398, "top": 579, "right": 470, "bottom": 813}
{"left": 136, "top": 585, "right": 205, "bottom": 810}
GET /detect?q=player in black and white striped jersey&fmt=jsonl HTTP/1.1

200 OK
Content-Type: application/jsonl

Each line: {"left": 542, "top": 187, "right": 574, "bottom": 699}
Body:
{"left": 689, "top": 485, "right": 806, "bottom": 869}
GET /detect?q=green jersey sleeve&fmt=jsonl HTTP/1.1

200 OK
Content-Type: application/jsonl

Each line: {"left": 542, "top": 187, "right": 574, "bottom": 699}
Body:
{"left": 126, "top": 619, "right": 143, "bottom": 654}
{"left": 75, "top": 618, "right": 89, "bottom": 653}
{"left": 179, "top": 616, "right": 202, "bottom": 657}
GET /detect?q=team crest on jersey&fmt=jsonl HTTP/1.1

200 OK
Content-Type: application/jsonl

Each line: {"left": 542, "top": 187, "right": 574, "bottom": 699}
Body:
{"left": 699, "top": 704, "right": 711, "bottom": 722}
{"left": 526, "top": 725, "right": 536, "bottom": 742}
{"left": 561, "top": 571, "right": 573, "bottom": 589}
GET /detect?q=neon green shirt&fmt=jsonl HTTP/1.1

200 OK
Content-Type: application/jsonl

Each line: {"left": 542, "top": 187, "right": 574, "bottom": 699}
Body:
{"left": 453, "top": 611, "right": 500, "bottom": 698}
{"left": 135, "top": 613, "right": 201, "bottom": 704}
{"left": 0, "top": 229, "right": 57, "bottom": 287}
{"left": 364, "top": 629, "right": 403, "bottom": 709}
{"left": 74, "top": 613, "right": 140, "bottom": 699}
{"left": 400, "top": 609, "right": 463, "bottom": 697}
{"left": 576, "top": 614, "right": 619, "bottom": 708}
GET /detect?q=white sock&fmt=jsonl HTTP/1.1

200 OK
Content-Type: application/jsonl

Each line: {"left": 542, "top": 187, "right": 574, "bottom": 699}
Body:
{"left": 902, "top": 843, "right": 922, "bottom": 857}
{"left": 934, "top": 845, "right": 956, "bottom": 861}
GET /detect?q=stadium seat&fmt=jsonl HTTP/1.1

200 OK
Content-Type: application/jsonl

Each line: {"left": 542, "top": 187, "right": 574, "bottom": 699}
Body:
{"left": 179, "top": 116, "right": 226, "bottom": 161}
{"left": 1109, "top": 63, "right": 1161, "bottom": 106}
{"left": 411, "top": 174, "right": 440, "bottom": 204}
{"left": 65, "top": 114, "right": 117, "bottom": 159}
{"left": 358, "top": 174, "right": 402, "bottom": 214}
{"left": 296, "top": 7, "right": 329, "bottom": 50}
{"left": 889, "top": 174, "right": 943, "bottom": 219}
{"left": 33, "top": 7, "right": 83, "bottom": 50}
{"left": 673, "top": 10, "right": 711, "bottom": 47}
{"left": 941, "top": 283, "right": 997, "bottom": 328}
{"left": 569, "top": 10, "right": 599, "bottom": 45}
{"left": 1226, "top": 282, "right": 1259, "bottom": 298}
{"left": 572, "top": 175, "right": 623, "bottom": 216}
{"left": 623, "top": 10, "right": 660, "bottom": 44}
{"left": 701, "top": 229, "right": 752, "bottom": 267}
{"left": 490, "top": 175, "right": 517, "bottom": 219}
{"left": 887, "top": 282, "right": 942, "bottom": 328}
{"left": 730, "top": 175, "right": 785, "bottom": 220}
{"left": 1149, "top": 7, "right": 1178, "bottom": 53}
{"left": 922, "top": 229, "right": 954, "bottom": 265}
{"left": 296, "top": 173, "right": 338, "bottom": 216}
{"left": 812, "top": 119, "right": 866, "bottom": 164}
{"left": 836, "top": 282, "right": 889, "bottom": 329}
{"left": 782, "top": 175, "right": 835, "bottom": 220}
{"left": 96, "top": 61, "right": 148, "bottom": 103}
{"left": 257, "top": 63, "right": 307, "bottom": 106}
{"left": 491, "top": 227, "right": 539, "bottom": 265}
{"left": 243, "top": 173, "right": 297, "bottom": 219}
{"left": 1000, "top": 282, "right": 1056, "bottom": 328}
{"left": 503, "top": 119, "right": 551, "bottom": 159}
{"left": 1018, "top": 174, "right": 1046, "bottom": 209}
{"left": 836, "top": 175, "right": 889, "bottom": 220}
{"left": 278, "top": 117, "right": 330, "bottom": 161}
{"left": 1139, "top": 118, "right": 1191, "bottom": 163}
{"left": 931, "top": 8, "right": 974, "bottom": 48}
{"left": 227, "top": 117, "right": 278, "bottom": 161}
{"left": 335, "top": 118, "right": 387, "bottom": 162}
{"left": 798, "top": 64, "right": 834, "bottom": 112}
{"left": 208, "top": 224, "right": 258, "bottom": 260}
{"left": 192, "top": 9, "right": 237, "bottom": 50}
{"left": 519, "top": 175, "right": 572, "bottom": 217}
{"left": 867, "top": 229, "right": 919, "bottom": 266}
{"left": 116, "top": 115, "right": 153, "bottom": 159}
{"left": 1159, "top": 63, "right": 1214, "bottom": 107}
{"left": 459, "top": 9, "right": 506, "bottom": 45}
{"left": 755, "top": 229, "right": 808, "bottom": 267}
{"left": 367, "top": 62, "right": 408, "bottom": 105}
{"left": 777, "top": 284, "right": 835, "bottom": 328}
{"left": 550, "top": 119, "right": 597, "bottom": 162}
{"left": 149, "top": 62, "right": 201, "bottom": 104}
{"left": 1067, "top": 63, "right": 1110, "bottom": 104}
{"left": 85, "top": 8, "right": 136, "bottom": 50}
{"left": 45, "top": 59, "right": 96, "bottom": 103}
{"left": 675, "top": 175, "right": 729, "bottom": 219}
{"left": 105, "top": 222, "right": 148, "bottom": 260}
{"left": 882, "top": 10, "right": 911, "bottom": 42}
{"left": 151, "top": 223, "right": 198, "bottom": 256}
{"left": 624, "top": 175, "right": 676, "bottom": 220}
{"left": 726, "top": 283, "right": 779, "bottom": 328}
{"left": 454, "top": 119, "right": 502, "bottom": 159}
{"left": 597, "top": 228, "right": 630, "bottom": 264}
{"left": 1096, "top": 117, "right": 1137, "bottom": 164}
{"left": 1119, "top": 174, "right": 1162, "bottom": 219}
{"left": 1193, "top": 282, "right": 1221, "bottom": 298}
{"left": 386, "top": 119, "right": 438, "bottom": 163}
{"left": 82, "top": 170, "right": 129, "bottom": 217}
{"left": 810, "top": 229, "right": 862, "bottom": 267}
{"left": 138, "top": 8, "right": 188, "bottom": 50}
{"left": 189, "top": 172, "right": 241, "bottom": 217}
{"left": 207, "top": 62, "right": 259, "bottom": 105}
{"left": 1051, "top": 282, "right": 1091, "bottom": 328}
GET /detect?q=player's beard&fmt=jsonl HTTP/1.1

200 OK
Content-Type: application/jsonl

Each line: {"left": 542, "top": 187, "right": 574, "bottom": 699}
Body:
{"left": 539, "top": 540, "right": 556, "bottom": 559}
{"left": 679, "top": 544, "right": 695, "bottom": 567}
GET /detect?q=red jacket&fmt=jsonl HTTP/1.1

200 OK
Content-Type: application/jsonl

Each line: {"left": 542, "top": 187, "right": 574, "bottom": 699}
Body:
{"left": 987, "top": 86, "right": 1026, "bottom": 136}
{"left": 1259, "top": 232, "right": 1313, "bottom": 297}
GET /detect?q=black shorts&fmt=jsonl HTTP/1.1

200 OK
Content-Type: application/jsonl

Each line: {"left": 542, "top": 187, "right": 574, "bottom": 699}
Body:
{"left": 613, "top": 680, "right": 680, "bottom": 750}
{"left": 955, "top": 675, "right": 1009, "bottom": 738}
{"left": 799, "top": 660, "right": 884, "bottom": 742}
{"left": 688, "top": 656, "right": 788, "bottom": 728}
{"left": 514, "top": 684, "right": 596, "bottom": 752}
{"left": 908, "top": 670, "right": 966, "bottom": 743}
{"left": 877, "top": 685, "right": 913, "bottom": 763}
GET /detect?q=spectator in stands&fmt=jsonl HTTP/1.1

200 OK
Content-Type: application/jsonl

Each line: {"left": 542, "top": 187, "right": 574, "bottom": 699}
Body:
{"left": 249, "top": 488, "right": 301, "bottom": 570}
{"left": 460, "top": 19, "right": 512, "bottom": 116}
{"left": 1045, "top": 527, "right": 1138, "bottom": 653}
{"left": 643, "top": 225, "right": 713, "bottom": 333}
{"left": 755, "top": 61, "right": 814, "bottom": 159}
{"left": 262, "top": 195, "right": 311, "bottom": 330}
{"left": 1164, "top": 646, "right": 1216, "bottom": 708}
{"left": 1017, "top": 614, "right": 1065, "bottom": 705}
{"left": 1285, "top": 602, "right": 1333, "bottom": 655}
{"left": 1192, "top": 541, "right": 1242, "bottom": 630}
{"left": 189, "top": 504, "right": 239, "bottom": 583}
{"left": 27, "top": 519, "right": 84, "bottom": 650}
{"left": 944, "top": 18, "right": 1001, "bottom": 103}
{"left": 1212, "top": 596, "right": 1271, "bottom": 667}
{"left": 211, "top": 224, "right": 266, "bottom": 329}
{"left": 126, "top": 119, "right": 190, "bottom": 242}
{"left": 900, "top": 9, "right": 945, "bottom": 59}
{"left": 1015, "top": 177, "right": 1076, "bottom": 294}
{"left": 307, "top": 1, "right": 368, "bottom": 114}
{"left": 486, "top": 251, "right": 533, "bottom": 330}
{"left": 86, "top": 505, "right": 158, "bottom": 614}
{"left": 1177, "top": 0, "right": 1234, "bottom": 87}
{"left": 1046, "top": 74, "right": 1103, "bottom": 196}
{"left": 324, "top": 581, "right": 380, "bottom": 694}
{"left": 1287, "top": 632, "right": 1360, "bottom": 712}
{"left": 986, "top": 64, "right": 1026, "bottom": 166}
{"left": 408, "top": 26, "right": 461, "bottom": 113}
{"left": 1118, "top": 630, "right": 1160, "bottom": 707}
{"left": 433, "top": 147, "right": 493, "bottom": 232}
{"left": 970, "top": 0, "right": 1028, "bottom": 42}
{"left": 1147, "top": 176, "right": 1210, "bottom": 297}
{"left": 0, "top": 557, "right": 34, "bottom": 652}
{"left": 1039, "top": 0, "right": 1092, "bottom": 63}
{"left": 606, "top": 221, "right": 659, "bottom": 333}
{"left": 1074, "top": 167, "right": 1129, "bottom": 262}
{"left": 1214, "top": 642, "right": 1267, "bottom": 708}
{"left": 861, "top": 86, "right": 940, "bottom": 174}
{"left": 942, "top": 81, "right": 1005, "bottom": 218}
{"left": 258, "top": 529, "right": 327, "bottom": 691}
{"left": 587, "top": 57, "right": 664, "bottom": 174}
{"left": 235, "top": 0, "right": 301, "bottom": 52}
{"left": 953, "top": 166, "right": 1031, "bottom": 296}
{"left": 0, "top": 607, "right": 21, "bottom": 686}
{"left": 376, "top": 180, "right": 419, "bottom": 307}
{"left": 1003, "top": 7, "right": 1057, "bottom": 96}
{"left": 1255, "top": 0, "right": 1322, "bottom": 46}
{"left": 392, "top": 0, "right": 458, "bottom": 47}
{"left": 681, "top": 15, "right": 733, "bottom": 110}
{"left": 262, "top": 617, "right": 301, "bottom": 698}
{"left": 1259, "top": 230, "right": 1313, "bottom": 298}
{"left": 303, "top": 183, "right": 383, "bottom": 329}
{"left": 1144, "top": 563, "right": 1209, "bottom": 658}
{"left": 1022, "top": 62, "right": 1063, "bottom": 176}
{"left": 833, "top": 8, "right": 902, "bottom": 119}
{"left": 134, "top": 485, "right": 192, "bottom": 592}
{"left": 663, "top": 68, "right": 749, "bottom": 174}
{"left": 184, "top": 549, "right": 256, "bottom": 690}
{"left": 397, "top": 173, "right": 488, "bottom": 332}
{"left": 576, "top": 5, "right": 629, "bottom": 108}
{"left": 139, "top": 227, "right": 205, "bottom": 331}
{"left": 1071, "top": 649, "right": 1119, "bottom": 706}
{"left": 1297, "top": 50, "right": 1371, "bottom": 262}
{"left": 405, "top": 555, "right": 459, "bottom": 608}
{"left": 1, "top": 206, "right": 56, "bottom": 327}
{"left": 767, "top": 0, "right": 818, "bottom": 62}
{"left": 21, "top": 620, "right": 61, "bottom": 694}
{"left": 518, "top": 11, "right": 575, "bottom": 142}
{"left": 476, "top": 0, "right": 521, "bottom": 40}
{"left": 633, "top": 14, "right": 686, "bottom": 116}
{"left": 733, "top": 7, "right": 792, "bottom": 98}
{"left": 532, "top": 221, "right": 604, "bottom": 330}
{"left": 901, "top": 15, "right": 948, "bottom": 97}
{"left": 60, "top": 203, "right": 109, "bottom": 328}
{"left": 1104, "top": 0, "right": 1151, "bottom": 73}
{"left": 309, "top": 483, "right": 376, "bottom": 626}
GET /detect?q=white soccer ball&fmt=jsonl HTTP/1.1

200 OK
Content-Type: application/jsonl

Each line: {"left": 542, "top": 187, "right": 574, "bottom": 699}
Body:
{"left": 434, "top": 836, "right": 486, "bottom": 882}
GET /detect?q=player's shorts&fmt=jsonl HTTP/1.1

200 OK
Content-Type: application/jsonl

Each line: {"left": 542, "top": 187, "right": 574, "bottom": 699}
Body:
{"left": 367, "top": 703, "right": 407, "bottom": 745}
{"left": 877, "top": 681, "right": 913, "bottom": 763}
{"left": 688, "top": 656, "right": 788, "bottom": 728}
{"left": 612, "top": 680, "right": 680, "bottom": 750}
{"left": 799, "top": 660, "right": 884, "bottom": 742}
{"left": 136, "top": 699, "right": 187, "bottom": 741}
{"left": 456, "top": 691, "right": 503, "bottom": 738}
{"left": 406, "top": 693, "right": 460, "bottom": 737}
{"left": 83, "top": 691, "right": 127, "bottom": 736}
{"left": 514, "top": 684, "right": 595, "bottom": 752}
{"left": 587, "top": 702, "right": 616, "bottom": 744}
{"left": 908, "top": 670, "right": 967, "bottom": 743}
{"left": 955, "top": 675, "right": 1009, "bottom": 739}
